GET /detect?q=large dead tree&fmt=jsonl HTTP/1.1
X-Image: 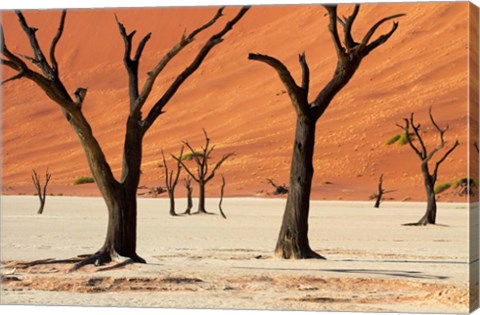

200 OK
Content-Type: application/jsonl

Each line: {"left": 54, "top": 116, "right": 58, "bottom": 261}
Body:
{"left": 249, "top": 4, "right": 404, "bottom": 259}
{"left": 1, "top": 7, "right": 249, "bottom": 268}
{"left": 31, "top": 169, "right": 51, "bottom": 214}
{"left": 398, "top": 107, "right": 459, "bottom": 225}
{"left": 173, "top": 129, "right": 233, "bottom": 214}
{"left": 162, "top": 147, "right": 184, "bottom": 216}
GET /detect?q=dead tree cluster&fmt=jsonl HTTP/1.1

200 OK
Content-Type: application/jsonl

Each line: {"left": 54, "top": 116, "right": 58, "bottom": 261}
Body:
{"left": 397, "top": 107, "right": 459, "bottom": 225}
{"left": 173, "top": 129, "right": 233, "bottom": 215}
{"left": 31, "top": 169, "right": 52, "bottom": 214}
{"left": 249, "top": 4, "right": 404, "bottom": 259}
{"left": 2, "top": 6, "right": 249, "bottom": 268}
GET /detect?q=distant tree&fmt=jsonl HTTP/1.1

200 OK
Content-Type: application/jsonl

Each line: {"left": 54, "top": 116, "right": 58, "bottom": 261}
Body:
{"left": 372, "top": 174, "right": 395, "bottom": 208}
{"left": 266, "top": 178, "right": 288, "bottom": 195}
{"left": 31, "top": 169, "right": 51, "bottom": 214}
{"left": 1, "top": 7, "right": 249, "bottom": 267}
{"left": 397, "top": 107, "right": 459, "bottom": 225}
{"left": 218, "top": 175, "right": 227, "bottom": 219}
{"left": 249, "top": 4, "right": 404, "bottom": 258}
{"left": 173, "top": 129, "right": 234, "bottom": 214}
{"left": 162, "top": 147, "right": 184, "bottom": 216}
{"left": 182, "top": 177, "right": 194, "bottom": 215}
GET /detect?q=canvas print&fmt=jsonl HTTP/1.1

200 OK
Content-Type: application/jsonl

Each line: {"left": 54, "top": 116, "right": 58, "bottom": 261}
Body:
{"left": 0, "top": 1, "right": 478, "bottom": 313}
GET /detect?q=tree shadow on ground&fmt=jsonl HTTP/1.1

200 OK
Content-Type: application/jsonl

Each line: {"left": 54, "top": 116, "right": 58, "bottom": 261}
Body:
{"left": 233, "top": 266, "right": 449, "bottom": 280}
{"left": 4, "top": 256, "right": 137, "bottom": 273}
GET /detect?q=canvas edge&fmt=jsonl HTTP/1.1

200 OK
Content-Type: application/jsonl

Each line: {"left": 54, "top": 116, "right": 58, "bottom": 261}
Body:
{"left": 469, "top": 1, "right": 480, "bottom": 313}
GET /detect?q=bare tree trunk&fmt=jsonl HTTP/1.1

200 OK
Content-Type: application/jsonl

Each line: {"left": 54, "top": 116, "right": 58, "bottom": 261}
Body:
{"left": 183, "top": 177, "right": 193, "bottom": 215}
{"left": 198, "top": 180, "right": 207, "bottom": 214}
{"left": 78, "top": 184, "right": 144, "bottom": 267}
{"left": 275, "top": 117, "right": 324, "bottom": 259}
{"left": 168, "top": 191, "right": 176, "bottom": 216}
{"left": 417, "top": 164, "right": 437, "bottom": 225}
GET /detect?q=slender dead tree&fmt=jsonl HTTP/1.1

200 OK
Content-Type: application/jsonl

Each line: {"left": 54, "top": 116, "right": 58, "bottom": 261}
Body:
{"left": 248, "top": 4, "right": 404, "bottom": 259}
{"left": 374, "top": 174, "right": 385, "bottom": 208}
{"left": 31, "top": 169, "right": 52, "bottom": 214}
{"left": 162, "top": 146, "right": 184, "bottom": 216}
{"left": 219, "top": 174, "right": 227, "bottom": 219}
{"left": 397, "top": 107, "right": 459, "bottom": 225}
{"left": 1, "top": 7, "right": 249, "bottom": 268}
{"left": 183, "top": 177, "right": 194, "bottom": 215}
{"left": 373, "top": 174, "right": 395, "bottom": 208}
{"left": 173, "top": 129, "right": 234, "bottom": 214}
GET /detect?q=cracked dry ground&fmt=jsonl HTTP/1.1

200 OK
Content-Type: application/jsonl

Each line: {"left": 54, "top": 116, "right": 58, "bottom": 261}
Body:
{"left": 0, "top": 257, "right": 469, "bottom": 313}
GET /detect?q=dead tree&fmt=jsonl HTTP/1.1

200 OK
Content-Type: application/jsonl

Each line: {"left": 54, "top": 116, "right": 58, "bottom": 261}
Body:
{"left": 1, "top": 7, "right": 249, "bottom": 268}
{"left": 219, "top": 175, "right": 227, "bottom": 219}
{"left": 31, "top": 169, "right": 51, "bottom": 214}
{"left": 266, "top": 178, "right": 288, "bottom": 195}
{"left": 183, "top": 177, "right": 193, "bottom": 215}
{"left": 397, "top": 107, "right": 459, "bottom": 225}
{"left": 162, "top": 147, "right": 184, "bottom": 216}
{"left": 373, "top": 174, "right": 395, "bottom": 208}
{"left": 374, "top": 174, "right": 385, "bottom": 208}
{"left": 248, "top": 4, "right": 404, "bottom": 259}
{"left": 173, "top": 129, "right": 234, "bottom": 214}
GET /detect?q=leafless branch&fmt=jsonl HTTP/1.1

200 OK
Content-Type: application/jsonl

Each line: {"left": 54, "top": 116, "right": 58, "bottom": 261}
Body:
{"left": 248, "top": 53, "right": 307, "bottom": 115}
{"left": 49, "top": 10, "right": 66, "bottom": 76}
{"left": 322, "top": 5, "right": 345, "bottom": 58}
{"left": 142, "top": 6, "right": 250, "bottom": 132}
{"left": 360, "top": 13, "right": 405, "bottom": 50}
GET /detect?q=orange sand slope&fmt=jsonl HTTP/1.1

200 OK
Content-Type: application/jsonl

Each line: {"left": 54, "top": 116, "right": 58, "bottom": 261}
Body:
{"left": 1, "top": 3, "right": 474, "bottom": 200}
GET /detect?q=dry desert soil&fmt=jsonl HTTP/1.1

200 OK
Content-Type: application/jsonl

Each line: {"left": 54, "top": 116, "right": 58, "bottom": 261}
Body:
{"left": 1, "top": 196, "right": 478, "bottom": 313}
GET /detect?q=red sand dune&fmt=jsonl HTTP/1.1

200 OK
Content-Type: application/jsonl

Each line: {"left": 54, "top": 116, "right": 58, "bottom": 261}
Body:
{"left": 1, "top": 3, "right": 475, "bottom": 201}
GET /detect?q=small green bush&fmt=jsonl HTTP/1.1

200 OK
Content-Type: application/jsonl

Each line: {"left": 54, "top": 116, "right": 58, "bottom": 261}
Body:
{"left": 386, "top": 133, "right": 414, "bottom": 146}
{"left": 181, "top": 152, "right": 205, "bottom": 161}
{"left": 385, "top": 134, "right": 401, "bottom": 145}
{"left": 397, "top": 133, "right": 414, "bottom": 146}
{"left": 74, "top": 176, "right": 95, "bottom": 185}
{"left": 453, "top": 177, "right": 477, "bottom": 188}
{"left": 434, "top": 182, "right": 451, "bottom": 194}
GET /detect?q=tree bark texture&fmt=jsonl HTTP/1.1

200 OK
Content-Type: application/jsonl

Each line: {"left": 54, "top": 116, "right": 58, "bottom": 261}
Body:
{"left": 274, "top": 117, "right": 323, "bottom": 259}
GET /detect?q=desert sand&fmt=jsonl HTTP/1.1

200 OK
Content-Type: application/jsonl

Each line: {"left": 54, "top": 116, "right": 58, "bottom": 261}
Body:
{"left": 1, "top": 196, "right": 476, "bottom": 313}
{"left": 1, "top": 2, "right": 476, "bottom": 201}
